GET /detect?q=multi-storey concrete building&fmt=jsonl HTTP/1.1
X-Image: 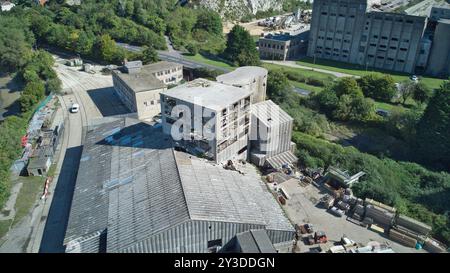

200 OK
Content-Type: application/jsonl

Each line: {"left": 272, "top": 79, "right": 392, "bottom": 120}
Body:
{"left": 308, "top": 0, "right": 450, "bottom": 77}
{"left": 216, "top": 66, "right": 268, "bottom": 104}
{"left": 160, "top": 79, "right": 252, "bottom": 163}
{"left": 259, "top": 33, "right": 307, "bottom": 61}
{"left": 426, "top": 18, "right": 450, "bottom": 77}
{"left": 308, "top": 0, "right": 428, "bottom": 74}
{"left": 249, "top": 100, "right": 297, "bottom": 169}
{"left": 112, "top": 61, "right": 183, "bottom": 120}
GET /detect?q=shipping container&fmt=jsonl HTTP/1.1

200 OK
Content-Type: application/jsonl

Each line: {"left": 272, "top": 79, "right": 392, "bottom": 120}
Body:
{"left": 389, "top": 228, "right": 417, "bottom": 248}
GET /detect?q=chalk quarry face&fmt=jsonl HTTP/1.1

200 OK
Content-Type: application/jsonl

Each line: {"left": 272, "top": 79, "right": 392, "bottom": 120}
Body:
{"left": 199, "top": 0, "right": 283, "bottom": 18}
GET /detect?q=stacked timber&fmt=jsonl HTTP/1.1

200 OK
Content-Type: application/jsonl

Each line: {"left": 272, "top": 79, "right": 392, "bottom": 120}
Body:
{"left": 395, "top": 214, "right": 432, "bottom": 236}
{"left": 389, "top": 228, "right": 417, "bottom": 248}
{"left": 365, "top": 198, "right": 396, "bottom": 213}
{"left": 365, "top": 204, "right": 395, "bottom": 228}
{"left": 423, "top": 238, "right": 448, "bottom": 253}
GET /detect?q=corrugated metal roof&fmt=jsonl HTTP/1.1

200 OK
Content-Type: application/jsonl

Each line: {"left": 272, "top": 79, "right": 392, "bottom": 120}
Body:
{"left": 236, "top": 230, "right": 277, "bottom": 253}
{"left": 65, "top": 117, "right": 293, "bottom": 252}
{"left": 175, "top": 152, "right": 293, "bottom": 231}
{"left": 265, "top": 150, "right": 298, "bottom": 169}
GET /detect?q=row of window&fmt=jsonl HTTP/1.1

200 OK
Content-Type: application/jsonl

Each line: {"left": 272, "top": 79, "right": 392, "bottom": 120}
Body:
{"left": 260, "top": 43, "right": 285, "bottom": 50}
{"left": 155, "top": 67, "right": 182, "bottom": 77}
{"left": 366, "top": 55, "right": 405, "bottom": 63}
{"left": 363, "top": 35, "right": 410, "bottom": 43}
{"left": 321, "top": 11, "right": 356, "bottom": 18}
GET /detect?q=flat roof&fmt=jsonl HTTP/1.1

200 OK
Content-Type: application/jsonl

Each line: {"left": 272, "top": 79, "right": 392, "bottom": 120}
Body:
{"left": 113, "top": 61, "right": 181, "bottom": 93}
{"left": 65, "top": 117, "right": 293, "bottom": 252}
{"left": 261, "top": 34, "right": 297, "bottom": 41}
{"left": 161, "top": 78, "right": 253, "bottom": 111}
{"left": 216, "top": 66, "right": 267, "bottom": 86}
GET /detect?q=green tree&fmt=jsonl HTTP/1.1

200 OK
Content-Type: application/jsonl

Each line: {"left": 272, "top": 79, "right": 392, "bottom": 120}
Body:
{"left": 267, "top": 70, "right": 292, "bottom": 104}
{"left": 398, "top": 80, "right": 415, "bottom": 105}
{"left": 140, "top": 46, "right": 158, "bottom": 64}
{"left": 96, "top": 34, "right": 120, "bottom": 63}
{"left": 224, "top": 25, "right": 260, "bottom": 66}
{"left": 185, "top": 43, "right": 198, "bottom": 56}
{"left": 0, "top": 17, "right": 33, "bottom": 72}
{"left": 357, "top": 73, "right": 397, "bottom": 102}
{"left": 75, "top": 31, "right": 95, "bottom": 56}
{"left": 46, "top": 77, "right": 62, "bottom": 94}
{"left": 19, "top": 94, "right": 39, "bottom": 112}
{"left": 23, "top": 80, "right": 45, "bottom": 100}
{"left": 416, "top": 81, "right": 450, "bottom": 170}
{"left": 332, "top": 77, "right": 363, "bottom": 98}
{"left": 195, "top": 10, "right": 223, "bottom": 35}
{"left": 412, "top": 82, "right": 432, "bottom": 104}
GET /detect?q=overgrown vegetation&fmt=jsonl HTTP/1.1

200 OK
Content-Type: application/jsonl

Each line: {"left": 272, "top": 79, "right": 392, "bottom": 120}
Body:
{"left": 0, "top": 12, "right": 60, "bottom": 208}
{"left": 293, "top": 132, "right": 450, "bottom": 245}
{"left": 266, "top": 70, "right": 450, "bottom": 245}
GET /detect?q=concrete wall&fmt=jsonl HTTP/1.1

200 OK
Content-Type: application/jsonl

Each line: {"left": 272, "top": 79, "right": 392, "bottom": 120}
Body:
{"left": 359, "top": 12, "right": 426, "bottom": 74}
{"left": 161, "top": 94, "right": 251, "bottom": 164}
{"left": 426, "top": 20, "right": 450, "bottom": 77}
{"left": 135, "top": 87, "right": 166, "bottom": 120}
{"left": 153, "top": 65, "right": 183, "bottom": 85}
{"left": 259, "top": 37, "right": 304, "bottom": 61}
{"left": 307, "top": 0, "right": 368, "bottom": 64}
{"left": 307, "top": 0, "right": 428, "bottom": 74}
{"left": 112, "top": 72, "right": 137, "bottom": 112}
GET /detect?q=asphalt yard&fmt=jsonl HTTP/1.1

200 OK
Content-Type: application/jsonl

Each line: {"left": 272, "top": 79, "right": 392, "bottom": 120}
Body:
{"left": 277, "top": 179, "right": 427, "bottom": 253}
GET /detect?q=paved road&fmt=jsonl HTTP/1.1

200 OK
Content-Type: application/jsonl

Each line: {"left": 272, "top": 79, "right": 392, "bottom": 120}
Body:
{"left": 0, "top": 57, "right": 122, "bottom": 253}
{"left": 36, "top": 61, "right": 118, "bottom": 252}
{"left": 262, "top": 60, "right": 358, "bottom": 78}
{"left": 116, "top": 41, "right": 232, "bottom": 73}
{"left": 293, "top": 87, "right": 311, "bottom": 97}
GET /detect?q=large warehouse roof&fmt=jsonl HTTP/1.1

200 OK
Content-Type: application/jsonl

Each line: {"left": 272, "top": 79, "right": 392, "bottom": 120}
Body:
{"left": 64, "top": 117, "right": 293, "bottom": 252}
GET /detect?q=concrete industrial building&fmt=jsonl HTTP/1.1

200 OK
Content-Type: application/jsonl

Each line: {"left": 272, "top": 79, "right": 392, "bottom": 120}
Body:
{"left": 249, "top": 100, "right": 297, "bottom": 169}
{"left": 112, "top": 61, "right": 183, "bottom": 120}
{"left": 160, "top": 79, "right": 253, "bottom": 163}
{"left": 216, "top": 66, "right": 268, "bottom": 104}
{"left": 259, "top": 32, "right": 309, "bottom": 61}
{"left": 64, "top": 117, "right": 294, "bottom": 253}
{"left": 307, "top": 0, "right": 450, "bottom": 77}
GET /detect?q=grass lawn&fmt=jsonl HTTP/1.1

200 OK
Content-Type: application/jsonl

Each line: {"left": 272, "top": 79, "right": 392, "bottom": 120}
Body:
{"left": 183, "top": 53, "right": 235, "bottom": 70}
{"left": 296, "top": 57, "right": 446, "bottom": 90}
{"left": 11, "top": 176, "right": 45, "bottom": 226}
{"left": 0, "top": 219, "right": 12, "bottom": 240}
{"left": 262, "top": 63, "right": 336, "bottom": 81}
{"left": 290, "top": 80, "right": 323, "bottom": 94}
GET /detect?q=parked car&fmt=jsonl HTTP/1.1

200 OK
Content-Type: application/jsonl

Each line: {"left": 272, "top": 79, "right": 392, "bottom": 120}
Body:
{"left": 70, "top": 103, "right": 79, "bottom": 113}
{"left": 410, "top": 75, "right": 419, "bottom": 82}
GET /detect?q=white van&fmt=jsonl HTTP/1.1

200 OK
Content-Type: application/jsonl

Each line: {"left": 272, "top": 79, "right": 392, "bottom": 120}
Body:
{"left": 70, "top": 103, "right": 80, "bottom": 113}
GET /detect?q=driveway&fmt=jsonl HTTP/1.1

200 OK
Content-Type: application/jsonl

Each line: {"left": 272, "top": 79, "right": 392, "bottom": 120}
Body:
{"left": 262, "top": 60, "right": 358, "bottom": 78}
